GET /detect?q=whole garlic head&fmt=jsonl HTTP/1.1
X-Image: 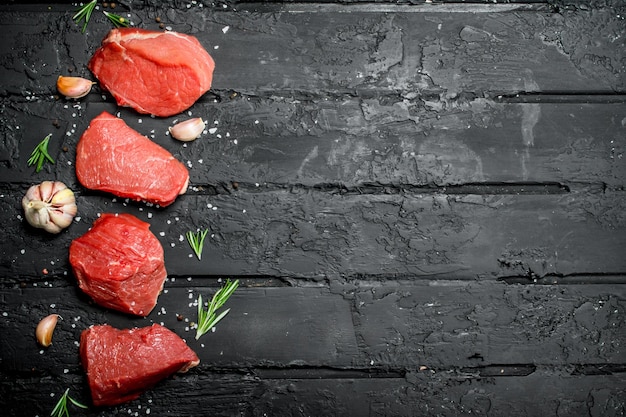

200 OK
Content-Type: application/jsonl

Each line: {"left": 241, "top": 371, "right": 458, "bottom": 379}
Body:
{"left": 22, "top": 181, "right": 77, "bottom": 234}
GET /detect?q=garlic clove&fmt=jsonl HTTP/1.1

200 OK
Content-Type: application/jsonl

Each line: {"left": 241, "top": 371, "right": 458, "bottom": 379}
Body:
{"left": 36, "top": 314, "right": 60, "bottom": 347}
{"left": 22, "top": 181, "right": 77, "bottom": 234}
{"left": 169, "top": 118, "right": 206, "bottom": 142}
{"left": 48, "top": 208, "right": 76, "bottom": 232}
{"left": 57, "top": 75, "right": 95, "bottom": 99}
{"left": 50, "top": 187, "right": 77, "bottom": 207}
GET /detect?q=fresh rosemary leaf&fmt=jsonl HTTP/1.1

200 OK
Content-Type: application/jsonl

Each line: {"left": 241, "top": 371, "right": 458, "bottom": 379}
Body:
{"left": 72, "top": 0, "right": 97, "bottom": 33}
{"left": 186, "top": 229, "right": 209, "bottom": 260}
{"left": 196, "top": 279, "right": 239, "bottom": 340}
{"left": 103, "top": 11, "right": 130, "bottom": 28}
{"left": 51, "top": 388, "right": 88, "bottom": 417}
{"left": 27, "top": 134, "right": 55, "bottom": 173}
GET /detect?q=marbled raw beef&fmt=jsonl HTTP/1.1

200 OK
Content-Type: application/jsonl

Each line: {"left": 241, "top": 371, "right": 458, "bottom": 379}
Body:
{"left": 80, "top": 324, "right": 199, "bottom": 406}
{"left": 88, "top": 28, "right": 215, "bottom": 117}
{"left": 69, "top": 213, "right": 166, "bottom": 316}
{"left": 76, "top": 111, "right": 189, "bottom": 207}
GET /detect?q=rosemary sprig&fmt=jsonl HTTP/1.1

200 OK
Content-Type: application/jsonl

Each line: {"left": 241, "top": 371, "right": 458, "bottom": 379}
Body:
{"left": 186, "top": 229, "right": 209, "bottom": 260}
{"left": 196, "top": 279, "right": 239, "bottom": 340}
{"left": 72, "top": 0, "right": 97, "bottom": 33}
{"left": 51, "top": 388, "right": 88, "bottom": 417}
{"left": 103, "top": 11, "right": 130, "bottom": 28}
{"left": 27, "top": 134, "right": 55, "bottom": 172}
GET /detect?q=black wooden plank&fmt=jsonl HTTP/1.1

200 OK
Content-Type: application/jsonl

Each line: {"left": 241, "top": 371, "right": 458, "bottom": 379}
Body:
{"left": 1, "top": 364, "right": 625, "bottom": 416}
{"left": 1, "top": 283, "right": 624, "bottom": 373}
{"left": 1, "top": 189, "right": 624, "bottom": 280}
{"left": 344, "top": 281, "right": 626, "bottom": 368}
{"left": 0, "top": 4, "right": 623, "bottom": 98}
{"left": 1, "top": 100, "right": 624, "bottom": 190}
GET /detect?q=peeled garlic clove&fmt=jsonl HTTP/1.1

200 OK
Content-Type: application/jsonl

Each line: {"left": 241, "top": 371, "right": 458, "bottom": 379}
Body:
{"left": 169, "top": 118, "right": 206, "bottom": 142}
{"left": 22, "top": 181, "right": 77, "bottom": 234}
{"left": 36, "top": 314, "right": 60, "bottom": 347}
{"left": 57, "top": 75, "right": 94, "bottom": 99}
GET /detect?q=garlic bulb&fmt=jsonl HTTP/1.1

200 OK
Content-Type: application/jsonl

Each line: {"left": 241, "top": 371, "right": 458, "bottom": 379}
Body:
{"left": 56, "top": 75, "right": 95, "bottom": 99}
{"left": 169, "top": 118, "right": 206, "bottom": 142}
{"left": 22, "top": 181, "right": 77, "bottom": 234}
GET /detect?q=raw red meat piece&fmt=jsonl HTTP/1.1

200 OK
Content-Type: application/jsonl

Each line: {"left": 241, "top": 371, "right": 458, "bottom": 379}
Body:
{"left": 88, "top": 28, "right": 215, "bottom": 117}
{"left": 69, "top": 213, "right": 167, "bottom": 316}
{"left": 76, "top": 111, "right": 189, "bottom": 207}
{"left": 80, "top": 324, "right": 199, "bottom": 407}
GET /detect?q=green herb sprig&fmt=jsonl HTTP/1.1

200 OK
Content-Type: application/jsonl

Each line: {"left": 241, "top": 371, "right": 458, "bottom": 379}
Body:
{"left": 73, "top": 1, "right": 130, "bottom": 32}
{"left": 186, "top": 229, "right": 209, "bottom": 260}
{"left": 196, "top": 279, "right": 239, "bottom": 340}
{"left": 73, "top": 0, "right": 97, "bottom": 33}
{"left": 27, "top": 134, "right": 55, "bottom": 172}
{"left": 51, "top": 388, "right": 88, "bottom": 417}
{"left": 103, "top": 11, "right": 130, "bottom": 28}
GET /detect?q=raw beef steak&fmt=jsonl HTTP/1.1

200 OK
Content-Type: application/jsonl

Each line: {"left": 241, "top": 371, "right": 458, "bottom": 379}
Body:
{"left": 80, "top": 324, "right": 199, "bottom": 406}
{"left": 89, "top": 28, "right": 215, "bottom": 117}
{"left": 69, "top": 213, "right": 167, "bottom": 316}
{"left": 76, "top": 111, "right": 189, "bottom": 207}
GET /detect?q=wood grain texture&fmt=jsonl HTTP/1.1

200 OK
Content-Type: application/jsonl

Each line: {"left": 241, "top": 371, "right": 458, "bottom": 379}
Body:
{"left": 2, "top": 100, "right": 624, "bottom": 189}
{"left": 2, "top": 189, "right": 625, "bottom": 281}
{"left": 0, "top": 1, "right": 624, "bottom": 416}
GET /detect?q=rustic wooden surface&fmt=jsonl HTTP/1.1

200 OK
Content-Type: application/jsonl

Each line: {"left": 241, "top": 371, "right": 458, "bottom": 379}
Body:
{"left": 0, "top": 1, "right": 624, "bottom": 416}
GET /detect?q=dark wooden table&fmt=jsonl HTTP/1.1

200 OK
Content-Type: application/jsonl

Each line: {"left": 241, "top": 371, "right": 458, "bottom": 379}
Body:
{"left": 1, "top": 1, "right": 625, "bottom": 415}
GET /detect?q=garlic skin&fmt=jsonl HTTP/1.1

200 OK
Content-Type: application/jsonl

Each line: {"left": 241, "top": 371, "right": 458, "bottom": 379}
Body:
{"left": 36, "top": 314, "right": 60, "bottom": 347}
{"left": 22, "top": 181, "right": 77, "bottom": 234}
{"left": 57, "top": 75, "right": 94, "bottom": 99}
{"left": 169, "top": 118, "right": 206, "bottom": 142}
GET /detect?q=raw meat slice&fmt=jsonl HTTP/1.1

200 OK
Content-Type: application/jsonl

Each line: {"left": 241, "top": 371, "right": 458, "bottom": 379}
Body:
{"left": 76, "top": 111, "right": 189, "bottom": 207}
{"left": 88, "top": 28, "right": 215, "bottom": 117}
{"left": 69, "top": 213, "right": 166, "bottom": 316}
{"left": 80, "top": 324, "right": 199, "bottom": 407}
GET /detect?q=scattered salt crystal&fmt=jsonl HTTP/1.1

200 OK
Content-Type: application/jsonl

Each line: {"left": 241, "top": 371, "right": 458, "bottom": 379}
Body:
{"left": 170, "top": 243, "right": 176, "bottom": 247}
{"left": 159, "top": 232, "right": 165, "bottom": 237}
{"left": 208, "top": 127, "right": 217, "bottom": 134}
{"left": 179, "top": 235, "right": 184, "bottom": 242}
{"left": 222, "top": 26, "right": 230, "bottom": 34}
{"left": 148, "top": 213, "right": 153, "bottom": 219}
{"left": 214, "top": 45, "right": 219, "bottom": 50}
{"left": 20, "top": 249, "right": 25, "bottom": 255}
